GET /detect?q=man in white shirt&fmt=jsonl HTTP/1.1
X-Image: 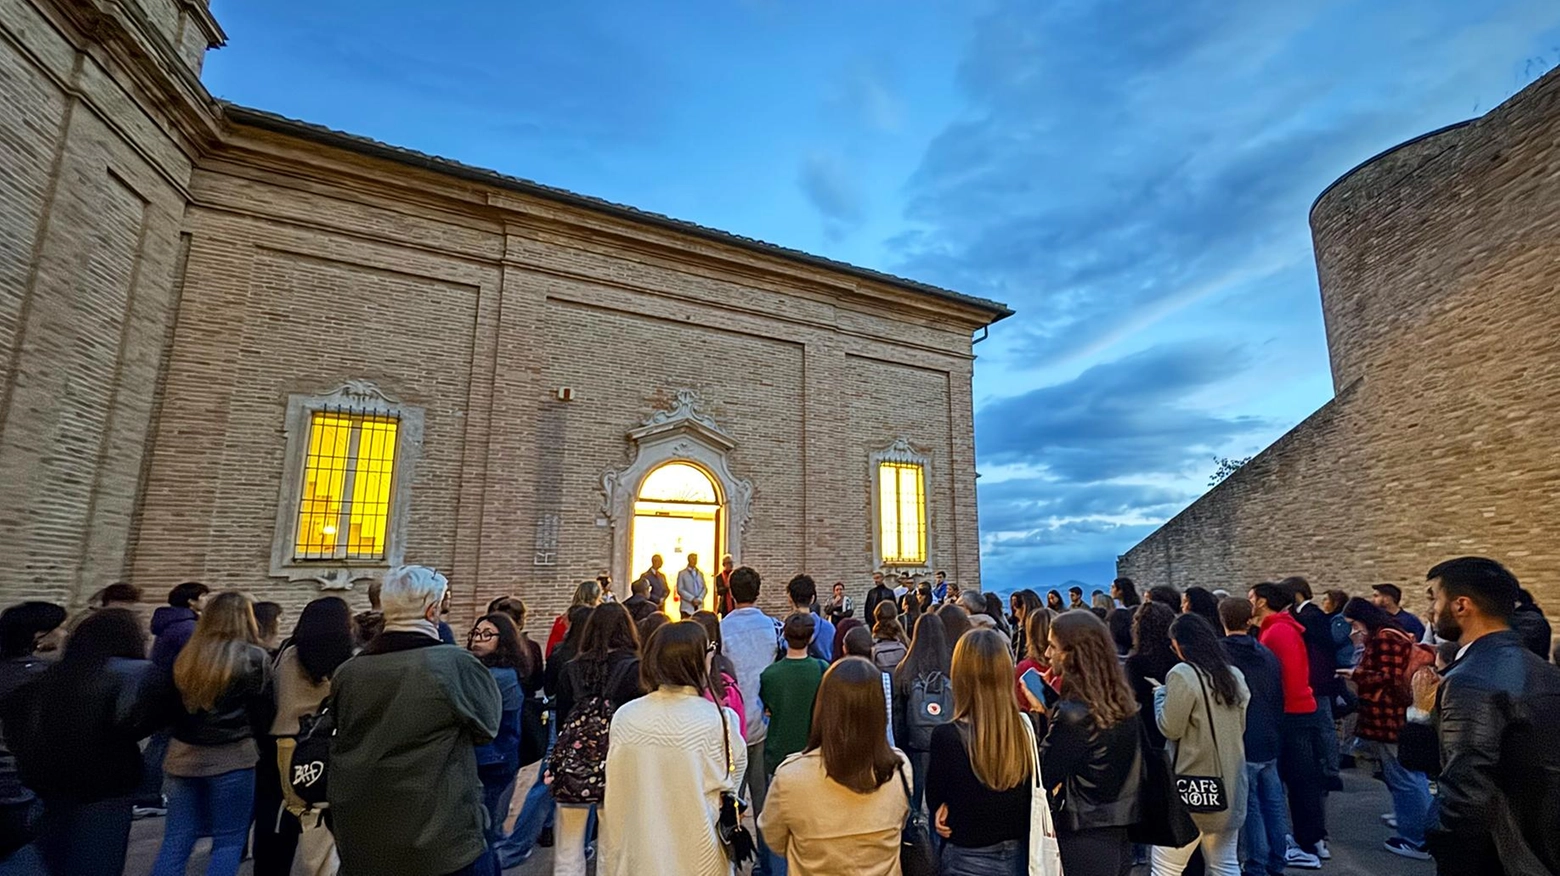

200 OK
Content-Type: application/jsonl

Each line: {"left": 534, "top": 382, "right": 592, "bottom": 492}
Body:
{"left": 720, "top": 567, "right": 783, "bottom": 876}
{"left": 676, "top": 553, "right": 706, "bottom": 618}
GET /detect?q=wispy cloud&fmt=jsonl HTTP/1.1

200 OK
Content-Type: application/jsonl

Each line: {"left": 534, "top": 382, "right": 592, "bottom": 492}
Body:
{"left": 798, "top": 151, "right": 867, "bottom": 237}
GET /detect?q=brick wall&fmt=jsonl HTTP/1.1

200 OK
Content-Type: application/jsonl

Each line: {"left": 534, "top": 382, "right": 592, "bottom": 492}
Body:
{"left": 0, "top": 0, "right": 210, "bottom": 606}
{"left": 1120, "top": 68, "right": 1560, "bottom": 634}
{"left": 126, "top": 130, "right": 993, "bottom": 626}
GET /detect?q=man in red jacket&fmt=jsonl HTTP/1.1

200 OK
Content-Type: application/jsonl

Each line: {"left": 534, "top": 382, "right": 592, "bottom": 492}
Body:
{"left": 1251, "top": 581, "right": 1327, "bottom": 867}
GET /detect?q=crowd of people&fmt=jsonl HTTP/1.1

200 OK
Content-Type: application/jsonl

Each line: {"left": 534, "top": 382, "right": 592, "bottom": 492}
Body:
{"left": 0, "top": 556, "right": 1553, "bottom": 876}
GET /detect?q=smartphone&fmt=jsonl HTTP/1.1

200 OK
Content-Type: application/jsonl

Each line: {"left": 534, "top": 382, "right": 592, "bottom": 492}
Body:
{"left": 1020, "top": 667, "right": 1060, "bottom": 707}
{"left": 1146, "top": 677, "right": 1164, "bottom": 689}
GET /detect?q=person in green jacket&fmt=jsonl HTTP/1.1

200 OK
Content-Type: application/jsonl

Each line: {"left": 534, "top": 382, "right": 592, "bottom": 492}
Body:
{"left": 328, "top": 565, "right": 502, "bottom": 876}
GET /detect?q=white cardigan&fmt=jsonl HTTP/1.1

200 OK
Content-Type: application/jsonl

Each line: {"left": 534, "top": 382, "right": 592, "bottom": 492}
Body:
{"left": 600, "top": 686, "right": 746, "bottom": 876}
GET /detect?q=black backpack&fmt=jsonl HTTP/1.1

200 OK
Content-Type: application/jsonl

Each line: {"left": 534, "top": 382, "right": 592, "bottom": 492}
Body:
{"left": 904, "top": 672, "right": 952, "bottom": 751}
{"left": 288, "top": 703, "right": 335, "bottom": 808}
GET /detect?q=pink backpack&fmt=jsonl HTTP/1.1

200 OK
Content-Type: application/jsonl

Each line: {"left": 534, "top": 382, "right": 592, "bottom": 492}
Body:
{"left": 704, "top": 671, "right": 747, "bottom": 740}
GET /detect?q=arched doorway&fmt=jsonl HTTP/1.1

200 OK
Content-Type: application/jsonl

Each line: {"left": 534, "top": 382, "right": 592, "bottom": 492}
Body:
{"left": 630, "top": 462, "right": 721, "bottom": 614}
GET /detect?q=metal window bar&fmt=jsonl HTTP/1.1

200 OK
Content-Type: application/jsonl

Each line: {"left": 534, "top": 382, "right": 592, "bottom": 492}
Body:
{"left": 294, "top": 405, "right": 399, "bottom": 562}
{"left": 880, "top": 462, "right": 927, "bottom": 566}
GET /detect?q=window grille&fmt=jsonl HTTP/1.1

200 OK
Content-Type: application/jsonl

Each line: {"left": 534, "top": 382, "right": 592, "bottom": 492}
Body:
{"left": 293, "top": 408, "right": 399, "bottom": 561}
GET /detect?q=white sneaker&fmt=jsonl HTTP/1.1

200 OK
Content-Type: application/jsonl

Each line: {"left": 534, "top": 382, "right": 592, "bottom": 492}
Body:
{"left": 1317, "top": 839, "right": 1331, "bottom": 860}
{"left": 1380, "top": 813, "right": 1398, "bottom": 829}
{"left": 1286, "top": 847, "right": 1323, "bottom": 869}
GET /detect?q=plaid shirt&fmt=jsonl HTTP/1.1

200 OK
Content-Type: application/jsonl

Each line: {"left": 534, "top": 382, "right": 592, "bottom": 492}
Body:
{"left": 1354, "top": 628, "right": 1415, "bottom": 742}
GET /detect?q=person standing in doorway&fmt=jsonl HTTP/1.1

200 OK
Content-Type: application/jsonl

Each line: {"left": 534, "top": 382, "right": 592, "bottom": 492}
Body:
{"left": 639, "top": 555, "right": 669, "bottom": 613}
{"left": 678, "top": 554, "right": 708, "bottom": 619}
{"left": 713, "top": 555, "right": 736, "bottom": 617}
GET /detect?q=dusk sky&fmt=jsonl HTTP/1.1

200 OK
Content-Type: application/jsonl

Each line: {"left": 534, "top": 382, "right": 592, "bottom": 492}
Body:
{"left": 204, "top": 1, "right": 1560, "bottom": 592}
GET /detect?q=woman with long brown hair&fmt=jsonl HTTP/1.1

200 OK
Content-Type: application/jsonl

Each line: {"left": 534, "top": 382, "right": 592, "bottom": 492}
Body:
{"left": 151, "top": 591, "right": 271, "bottom": 876}
{"left": 925, "top": 628, "right": 1034, "bottom": 875}
{"left": 467, "top": 612, "right": 528, "bottom": 846}
{"left": 893, "top": 612, "right": 952, "bottom": 810}
{"left": 760, "top": 657, "right": 910, "bottom": 875}
{"left": 869, "top": 601, "right": 908, "bottom": 672}
{"left": 600, "top": 622, "right": 745, "bottom": 876}
{"left": 1034, "top": 610, "right": 1142, "bottom": 876}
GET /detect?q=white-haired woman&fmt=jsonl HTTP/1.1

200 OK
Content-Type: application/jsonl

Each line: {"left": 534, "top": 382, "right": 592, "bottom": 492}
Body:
{"left": 327, "top": 566, "right": 504, "bottom": 876}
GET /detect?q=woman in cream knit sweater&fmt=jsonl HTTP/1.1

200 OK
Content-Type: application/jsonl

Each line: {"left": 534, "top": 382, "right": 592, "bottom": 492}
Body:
{"left": 600, "top": 621, "right": 745, "bottom": 876}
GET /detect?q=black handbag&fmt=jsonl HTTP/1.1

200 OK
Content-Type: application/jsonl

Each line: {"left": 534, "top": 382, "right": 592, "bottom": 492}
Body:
{"left": 1127, "top": 715, "right": 1199, "bottom": 848}
{"left": 897, "top": 766, "right": 937, "bottom": 876}
{"left": 518, "top": 696, "right": 549, "bottom": 768}
{"left": 714, "top": 701, "right": 756, "bottom": 866}
{"left": 1173, "top": 670, "right": 1229, "bottom": 813}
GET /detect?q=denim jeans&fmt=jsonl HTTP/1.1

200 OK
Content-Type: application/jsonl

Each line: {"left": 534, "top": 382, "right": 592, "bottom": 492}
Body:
{"left": 939, "top": 838, "right": 1025, "bottom": 876}
{"left": 1239, "top": 759, "right": 1289, "bottom": 876}
{"left": 136, "top": 731, "right": 169, "bottom": 805}
{"left": 479, "top": 764, "right": 516, "bottom": 846}
{"left": 1278, "top": 711, "right": 1327, "bottom": 852}
{"left": 745, "top": 739, "right": 775, "bottom": 876}
{"left": 909, "top": 750, "right": 929, "bottom": 813}
{"left": 1358, "top": 741, "right": 1431, "bottom": 845}
{"left": 36, "top": 795, "right": 133, "bottom": 876}
{"left": 493, "top": 720, "right": 557, "bottom": 868}
{"left": 151, "top": 768, "right": 256, "bottom": 876}
{"left": 1313, "top": 694, "right": 1340, "bottom": 787}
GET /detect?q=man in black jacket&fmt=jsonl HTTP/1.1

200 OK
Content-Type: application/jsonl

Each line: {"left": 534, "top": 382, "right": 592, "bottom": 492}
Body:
{"left": 863, "top": 572, "right": 895, "bottom": 622}
{"left": 1282, "top": 576, "right": 1343, "bottom": 803}
{"left": 1420, "top": 557, "right": 1560, "bottom": 876}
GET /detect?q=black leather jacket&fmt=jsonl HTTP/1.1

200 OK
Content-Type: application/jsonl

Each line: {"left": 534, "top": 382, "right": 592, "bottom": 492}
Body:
{"left": 1040, "top": 700, "right": 1142, "bottom": 832}
{"left": 171, "top": 645, "right": 271, "bottom": 746}
{"left": 1424, "top": 630, "right": 1560, "bottom": 875}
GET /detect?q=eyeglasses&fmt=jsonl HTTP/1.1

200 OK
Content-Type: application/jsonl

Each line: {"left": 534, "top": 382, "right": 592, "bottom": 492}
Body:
{"left": 469, "top": 630, "right": 497, "bottom": 642}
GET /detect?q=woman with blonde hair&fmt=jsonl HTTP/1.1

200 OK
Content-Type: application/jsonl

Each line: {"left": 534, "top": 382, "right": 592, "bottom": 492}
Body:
{"left": 925, "top": 628, "right": 1034, "bottom": 875}
{"left": 1032, "top": 610, "right": 1142, "bottom": 876}
{"left": 545, "top": 579, "right": 604, "bottom": 656}
{"left": 760, "top": 657, "right": 910, "bottom": 875}
{"left": 151, "top": 591, "right": 271, "bottom": 876}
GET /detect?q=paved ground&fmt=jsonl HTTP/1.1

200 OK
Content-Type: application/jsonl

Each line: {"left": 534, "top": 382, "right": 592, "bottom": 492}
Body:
{"left": 124, "top": 764, "right": 1433, "bottom": 876}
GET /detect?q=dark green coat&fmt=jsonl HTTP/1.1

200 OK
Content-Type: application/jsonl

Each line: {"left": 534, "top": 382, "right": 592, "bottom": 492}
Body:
{"left": 328, "top": 634, "right": 501, "bottom": 876}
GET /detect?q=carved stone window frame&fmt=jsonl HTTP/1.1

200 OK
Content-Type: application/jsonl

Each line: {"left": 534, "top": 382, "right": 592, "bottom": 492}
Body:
{"left": 871, "top": 437, "right": 932, "bottom": 573}
{"left": 600, "top": 390, "right": 754, "bottom": 589}
{"left": 269, "top": 381, "right": 425, "bottom": 591}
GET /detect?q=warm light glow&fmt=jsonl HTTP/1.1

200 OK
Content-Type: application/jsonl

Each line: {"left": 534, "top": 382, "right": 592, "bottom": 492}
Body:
{"left": 294, "top": 412, "right": 399, "bottom": 561}
{"left": 878, "top": 461, "right": 926, "bottom": 565}
{"left": 631, "top": 462, "right": 720, "bottom": 613}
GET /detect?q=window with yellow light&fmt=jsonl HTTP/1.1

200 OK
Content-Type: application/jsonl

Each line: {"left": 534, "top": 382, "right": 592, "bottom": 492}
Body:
{"left": 294, "top": 412, "right": 399, "bottom": 561}
{"left": 877, "top": 461, "right": 926, "bottom": 565}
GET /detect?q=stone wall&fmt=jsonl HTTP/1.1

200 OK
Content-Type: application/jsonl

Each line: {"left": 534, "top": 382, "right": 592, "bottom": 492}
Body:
{"left": 1120, "top": 68, "right": 1560, "bottom": 629}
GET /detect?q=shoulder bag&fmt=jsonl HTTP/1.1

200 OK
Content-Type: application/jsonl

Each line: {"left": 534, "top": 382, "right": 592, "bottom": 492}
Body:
{"left": 1127, "top": 714, "right": 1199, "bottom": 848}
{"left": 1173, "top": 669, "right": 1228, "bottom": 813}
{"left": 897, "top": 765, "right": 937, "bottom": 876}
{"left": 715, "top": 699, "right": 757, "bottom": 867}
{"left": 1021, "top": 714, "right": 1064, "bottom": 876}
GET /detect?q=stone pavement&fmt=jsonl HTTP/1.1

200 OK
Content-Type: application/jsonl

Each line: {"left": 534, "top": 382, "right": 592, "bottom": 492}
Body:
{"left": 123, "top": 765, "right": 1432, "bottom": 876}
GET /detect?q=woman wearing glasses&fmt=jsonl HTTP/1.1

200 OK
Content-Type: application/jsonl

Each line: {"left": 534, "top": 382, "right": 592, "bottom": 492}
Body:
{"left": 466, "top": 613, "right": 529, "bottom": 845}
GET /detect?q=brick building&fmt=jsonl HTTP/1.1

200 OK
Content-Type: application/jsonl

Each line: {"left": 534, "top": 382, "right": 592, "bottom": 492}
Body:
{"left": 1120, "top": 67, "right": 1560, "bottom": 628}
{"left": 0, "top": 0, "right": 1009, "bottom": 623}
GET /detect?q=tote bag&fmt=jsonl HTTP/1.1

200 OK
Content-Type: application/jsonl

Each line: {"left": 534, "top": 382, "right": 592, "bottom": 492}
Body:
{"left": 1021, "top": 715, "right": 1064, "bottom": 876}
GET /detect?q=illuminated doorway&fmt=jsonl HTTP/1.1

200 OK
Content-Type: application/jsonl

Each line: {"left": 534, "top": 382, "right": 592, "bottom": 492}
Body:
{"left": 630, "top": 462, "right": 721, "bottom": 615}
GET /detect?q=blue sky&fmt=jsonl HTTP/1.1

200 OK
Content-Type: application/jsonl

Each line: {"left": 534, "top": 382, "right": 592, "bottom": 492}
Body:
{"left": 204, "top": 0, "right": 1560, "bottom": 592}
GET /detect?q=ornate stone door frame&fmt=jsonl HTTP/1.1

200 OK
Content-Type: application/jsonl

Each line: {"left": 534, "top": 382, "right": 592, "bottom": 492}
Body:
{"left": 601, "top": 390, "right": 753, "bottom": 588}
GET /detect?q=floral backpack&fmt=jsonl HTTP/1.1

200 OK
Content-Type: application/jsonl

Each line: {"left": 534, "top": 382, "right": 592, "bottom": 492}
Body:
{"left": 547, "top": 660, "right": 633, "bottom": 805}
